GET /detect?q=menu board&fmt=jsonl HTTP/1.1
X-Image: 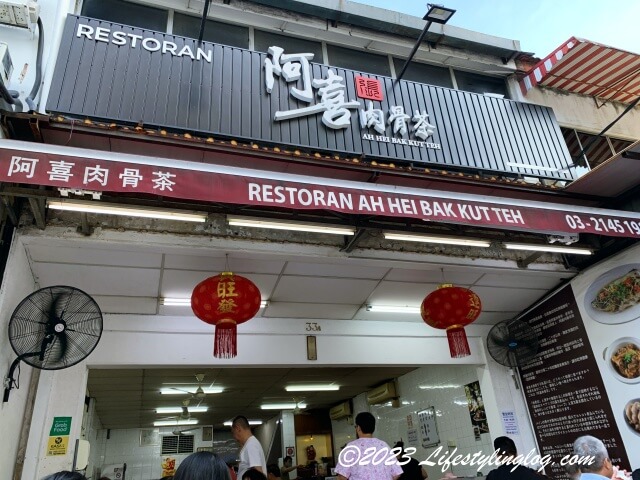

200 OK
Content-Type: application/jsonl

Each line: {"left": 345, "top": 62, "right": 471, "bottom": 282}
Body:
{"left": 518, "top": 284, "right": 630, "bottom": 479}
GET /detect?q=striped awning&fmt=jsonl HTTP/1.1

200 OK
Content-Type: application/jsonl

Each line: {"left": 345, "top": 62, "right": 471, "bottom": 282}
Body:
{"left": 519, "top": 37, "right": 640, "bottom": 104}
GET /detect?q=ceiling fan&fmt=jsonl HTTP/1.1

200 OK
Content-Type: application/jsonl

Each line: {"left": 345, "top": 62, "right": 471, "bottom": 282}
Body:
{"left": 163, "top": 373, "right": 213, "bottom": 406}
{"left": 293, "top": 397, "right": 310, "bottom": 415}
{"left": 158, "top": 398, "right": 193, "bottom": 426}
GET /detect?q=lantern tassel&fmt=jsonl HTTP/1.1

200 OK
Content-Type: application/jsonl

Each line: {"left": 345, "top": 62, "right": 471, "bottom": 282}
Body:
{"left": 446, "top": 326, "right": 471, "bottom": 358}
{"left": 214, "top": 325, "right": 238, "bottom": 358}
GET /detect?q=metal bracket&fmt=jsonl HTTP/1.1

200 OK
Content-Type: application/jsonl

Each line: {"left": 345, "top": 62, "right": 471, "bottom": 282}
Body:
{"left": 27, "top": 197, "right": 45, "bottom": 229}
{"left": 516, "top": 251, "right": 542, "bottom": 269}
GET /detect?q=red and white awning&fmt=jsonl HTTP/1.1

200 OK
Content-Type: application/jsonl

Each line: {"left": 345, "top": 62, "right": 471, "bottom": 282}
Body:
{"left": 519, "top": 37, "right": 640, "bottom": 104}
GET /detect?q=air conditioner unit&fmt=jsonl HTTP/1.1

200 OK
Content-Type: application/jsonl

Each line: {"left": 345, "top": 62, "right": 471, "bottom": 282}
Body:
{"left": 366, "top": 381, "right": 397, "bottom": 405}
{"left": 0, "top": 1, "right": 40, "bottom": 31}
{"left": 329, "top": 401, "right": 352, "bottom": 420}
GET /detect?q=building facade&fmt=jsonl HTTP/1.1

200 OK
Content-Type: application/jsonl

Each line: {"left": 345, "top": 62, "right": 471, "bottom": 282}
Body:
{"left": 0, "top": 1, "right": 639, "bottom": 479}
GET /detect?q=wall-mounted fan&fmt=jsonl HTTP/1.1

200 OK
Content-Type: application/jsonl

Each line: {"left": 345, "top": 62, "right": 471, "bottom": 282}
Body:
{"left": 3, "top": 286, "right": 103, "bottom": 402}
{"left": 487, "top": 319, "right": 539, "bottom": 368}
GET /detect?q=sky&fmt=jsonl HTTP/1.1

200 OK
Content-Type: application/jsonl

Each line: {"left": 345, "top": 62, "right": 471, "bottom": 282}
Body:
{"left": 352, "top": 0, "right": 640, "bottom": 58}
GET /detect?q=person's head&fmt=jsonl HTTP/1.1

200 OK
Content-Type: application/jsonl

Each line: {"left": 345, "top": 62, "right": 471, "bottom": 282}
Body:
{"left": 631, "top": 468, "right": 640, "bottom": 480}
{"left": 493, "top": 436, "right": 517, "bottom": 460}
{"left": 572, "top": 435, "right": 613, "bottom": 478}
{"left": 173, "top": 451, "right": 231, "bottom": 480}
{"left": 283, "top": 456, "right": 292, "bottom": 468}
{"left": 231, "top": 415, "right": 252, "bottom": 444}
{"left": 393, "top": 441, "right": 405, "bottom": 457}
{"left": 243, "top": 468, "right": 267, "bottom": 480}
{"left": 42, "top": 472, "right": 87, "bottom": 480}
{"left": 267, "top": 464, "right": 281, "bottom": 480}
{"left": 355, "top": 412, "right": 376, "bottom": 437}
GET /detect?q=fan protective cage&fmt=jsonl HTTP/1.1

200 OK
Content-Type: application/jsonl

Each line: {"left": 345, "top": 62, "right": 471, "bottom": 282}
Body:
{"left": 487, "top": 319, "right": 539, "bottom": 368}
{"left": 8, "top": 286, "right": 103, "bottom": 370}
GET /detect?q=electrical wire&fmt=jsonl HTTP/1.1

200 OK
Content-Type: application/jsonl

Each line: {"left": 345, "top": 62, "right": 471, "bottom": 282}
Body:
{"left": 25, "top": 17, "right": 45, "bottom": 112}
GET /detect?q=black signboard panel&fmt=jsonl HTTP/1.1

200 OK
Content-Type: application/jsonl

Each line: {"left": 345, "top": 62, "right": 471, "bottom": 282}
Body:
{"left": 48, "top": 16, "right": 575, "bottom": 180}
{"left": 518, "top": 285, "right": 630, "bottom": 479}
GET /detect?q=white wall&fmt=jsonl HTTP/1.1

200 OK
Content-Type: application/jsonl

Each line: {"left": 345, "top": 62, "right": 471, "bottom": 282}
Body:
{"left": 97, "top": 425, "right": 213, "bottom": 479}
{"left": 0, "top": 234, "right": 36, "bottom": 479}
{"left": 509, "top": 79, "right": 640, "bottom": 140}
{"left": 254, "top": 414, "right": 280, "bottom": 463}
{"left": 83, "top": 397, "right": 105, "bottom": 480}
{"left": 331, "top": 360, "right": 539, "bottom": 479}
{"left": 1, "top": 0, "right": 75, "bottom": 113}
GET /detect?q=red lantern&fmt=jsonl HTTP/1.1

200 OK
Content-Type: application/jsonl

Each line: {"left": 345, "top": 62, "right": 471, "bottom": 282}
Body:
{"left": 420, "top": 284, "right": 481, "bottom": 358}
{"left": 191, "top": 272, "right": 261, "bottom": 358}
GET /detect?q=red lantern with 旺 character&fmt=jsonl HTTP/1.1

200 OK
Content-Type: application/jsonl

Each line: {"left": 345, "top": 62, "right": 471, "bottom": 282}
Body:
{"left": 420, "top": 284, "right": 481, "bottom": 358}
{"left": 191, "top": 272, "right": 261, "bottom": 358}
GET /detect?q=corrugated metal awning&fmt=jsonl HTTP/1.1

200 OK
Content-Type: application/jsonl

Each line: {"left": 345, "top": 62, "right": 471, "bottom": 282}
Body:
{"left": 520, "top": 37, "right": 640, "bottom": 104}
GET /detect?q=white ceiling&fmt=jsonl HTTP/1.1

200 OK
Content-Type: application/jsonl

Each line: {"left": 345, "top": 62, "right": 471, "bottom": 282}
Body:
{"left": 19, "top": 232, "right": 575, "bottom": 429}
{"left": 21, "top": 235, "right": 575, "bottom": 325}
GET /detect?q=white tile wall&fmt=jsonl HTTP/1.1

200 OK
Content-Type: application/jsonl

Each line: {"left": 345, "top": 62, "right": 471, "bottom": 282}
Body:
{"left": 332, "top": 366, "right": 496, "bottom": 478}
{"left": 96, "top": 426, "right": 213, "bottom": 480}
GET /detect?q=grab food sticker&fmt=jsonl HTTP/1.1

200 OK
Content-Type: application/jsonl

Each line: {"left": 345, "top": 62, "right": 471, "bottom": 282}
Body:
{"left": 47, "top": 417, "right": 71, "bottom": 456}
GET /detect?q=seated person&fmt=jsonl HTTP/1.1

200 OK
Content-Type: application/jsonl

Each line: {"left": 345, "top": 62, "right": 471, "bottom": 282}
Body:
{"left": 268, "top": 464, "right": 282, "bottom": 480}
{"left": 244, "top": 469, "right": 268, "bottom": 480}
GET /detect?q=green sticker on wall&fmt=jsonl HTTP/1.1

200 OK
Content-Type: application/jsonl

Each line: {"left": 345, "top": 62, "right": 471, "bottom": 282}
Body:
{"left": 50, "top": 417, "right": 72, "bottom": 436}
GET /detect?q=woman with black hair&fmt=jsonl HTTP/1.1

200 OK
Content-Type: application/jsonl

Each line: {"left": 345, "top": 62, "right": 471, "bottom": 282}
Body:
{"left": 173, "top": 451, "right": 231, "bottom": 480}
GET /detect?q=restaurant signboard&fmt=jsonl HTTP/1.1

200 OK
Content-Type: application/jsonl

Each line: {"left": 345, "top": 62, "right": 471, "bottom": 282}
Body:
{"left": 47, "top": 16, "right": 575, "bottom": 181}
{"left": 3, "top": 141, "right": 640, "bottom": 239}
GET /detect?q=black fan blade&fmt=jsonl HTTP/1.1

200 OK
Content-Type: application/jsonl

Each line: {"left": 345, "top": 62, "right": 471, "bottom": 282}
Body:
{"left": 54, "top": 330, "right": 69, "bottom": 363}
{"left": 38, "top": 335, "right": 54, "bottom": 362}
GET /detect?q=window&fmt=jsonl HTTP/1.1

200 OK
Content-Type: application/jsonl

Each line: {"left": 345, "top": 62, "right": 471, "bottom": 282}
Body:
{"left": 392, "top": 58, "right": 453, "bottom": 88}
{"left": 254, "top": 30, "right": 323, "bottom": 63}
{"left": 81, "top": 0, "right": 168, "bottom": 31}
{"left": 326, "top": 45, "right": 391, "bottom": 77}
{"left": 173, "top": 13, "right": 249, "bottom": 48}
{"left": 561, "top": 128, "right": 633, "bottom": 168}
{"left": 453, "top": 70, "right": 507, "bottom": 97}
{"left": 161, "top": 435, "right": 195, "bottom": 455}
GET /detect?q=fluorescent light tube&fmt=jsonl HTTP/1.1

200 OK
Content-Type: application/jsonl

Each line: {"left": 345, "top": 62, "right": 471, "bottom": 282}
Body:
{"left": 419, "top": 384, "right": 461, "bottom": 390}
{"left": 504, "top": 243, "right": 592, "bottom": 255}
{"left": 228, "top": 216, "right": 355, "bottom": 235}
{"left": 223, "top": 420, "right": 263, "bottom": 426}
{"left": 383, "top": 232, "right": 491, "bottom": 247}
{"left": 285, "top": 385, "right": 339, "bottom": 392}
{"left": 160, "top": 387, "right": 224, "bottom": 395}
{"left": 153, "top": 419, "right": 198, "bottom": 426}
{"left": 155, "top": 407, "right": 208, "bottom": 414}
{"left": 161, "top": 298, "right": 268, "bottom": 308}
{"left": 261, "top": 403, "right": 306, "bottom": 410}
{"left": 366, "top": 305, "right": 420, "bottom": 314}
{"left": 47, "top": 199, "right": 208, "bottom": 223}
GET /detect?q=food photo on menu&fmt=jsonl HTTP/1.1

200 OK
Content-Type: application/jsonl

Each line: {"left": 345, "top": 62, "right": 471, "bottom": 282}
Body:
{"left": 585, "top": 264, "right": 640, "bottom": 325}
{"left": 572, "top": 255, "right": 640, "bottom": 477}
